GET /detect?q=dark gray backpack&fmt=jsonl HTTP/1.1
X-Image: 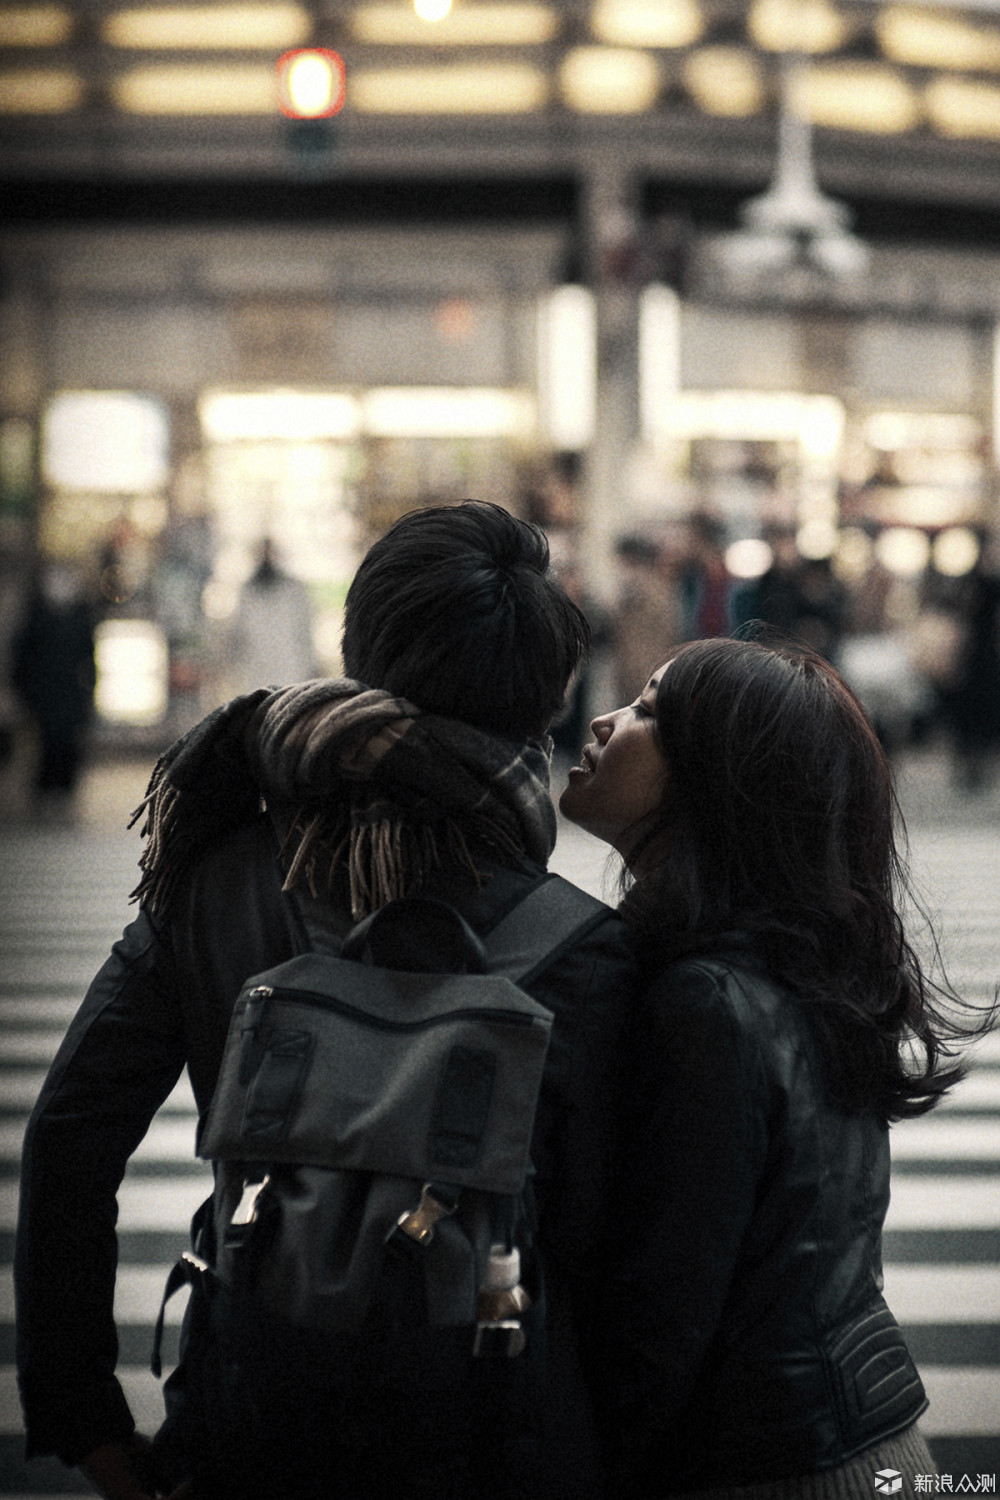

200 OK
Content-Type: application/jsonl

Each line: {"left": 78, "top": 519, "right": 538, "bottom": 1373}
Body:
{"left": 152, "top": 875, "right": 607, "bottom": 1497}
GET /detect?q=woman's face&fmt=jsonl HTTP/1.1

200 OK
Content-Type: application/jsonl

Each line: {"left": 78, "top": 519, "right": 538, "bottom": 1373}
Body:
{"left": 559, "top": 665, "right": 668, "bottom": 863}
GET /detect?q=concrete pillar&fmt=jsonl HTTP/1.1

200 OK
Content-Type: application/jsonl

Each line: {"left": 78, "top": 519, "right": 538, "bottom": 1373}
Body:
{"left": 578, "top": 157, "right": 643, "bottom": 605}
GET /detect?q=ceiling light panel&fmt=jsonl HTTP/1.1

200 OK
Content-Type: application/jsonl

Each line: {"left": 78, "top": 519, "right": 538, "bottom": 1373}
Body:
{"left": 0, "top": 67, "right": 82, "bottom": 110}
{"left": 350, "top": 4, "right": 558, "bottom": 46}
{"left": 349, "top": 62, "right": 548, "bottom": 111}
{"left": 683, "top": 46, "right": 763, "bottom": 116}
{"left": 112, "top": 62, "right": 276, "bottom": 112}
{"left": 559, "top": 46, "right": 661, "bottom": 112}
{"left": 102, "top": 4, "right": 312, "bottom": 50}
{"left": 803, "top": 62, "right": 918, "bottom": 134}
{"left": 749, "top": 0, "right": 848, "bottom": 54}
{"left": 878, "top": 6, "right": 1000, "bottom": 74}
{"left": 925, "top": 76, "right": 1000, "bottom": 139}
{"left": 590, "top": 0, "right": 701, "bottom": 50}
{"left": 1, "top": 7, "right": 74, "bottom": 46}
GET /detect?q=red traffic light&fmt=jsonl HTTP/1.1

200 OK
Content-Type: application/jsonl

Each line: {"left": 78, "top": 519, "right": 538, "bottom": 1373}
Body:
{"left": 276, "top": 49, "right": 346, "bottom": 118}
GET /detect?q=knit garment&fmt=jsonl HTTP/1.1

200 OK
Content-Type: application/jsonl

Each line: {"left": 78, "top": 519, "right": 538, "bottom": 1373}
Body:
{"left": 131, "top": 678, "right": 557, "bottom": 919}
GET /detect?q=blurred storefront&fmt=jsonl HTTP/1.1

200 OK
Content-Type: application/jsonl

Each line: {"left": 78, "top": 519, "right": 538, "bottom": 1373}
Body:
{"left": 4, "top": 1, "right": 1000, "bottom": 742}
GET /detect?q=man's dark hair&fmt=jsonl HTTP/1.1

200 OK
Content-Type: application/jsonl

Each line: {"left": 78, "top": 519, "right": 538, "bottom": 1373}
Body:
{"left": 342, "top": 500, "right": 590, "bottom": 738}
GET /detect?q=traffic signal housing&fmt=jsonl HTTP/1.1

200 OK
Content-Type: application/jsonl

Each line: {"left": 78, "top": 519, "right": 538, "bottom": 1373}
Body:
{"left": 276, "top": 48, "right": 346, "bottom": 119}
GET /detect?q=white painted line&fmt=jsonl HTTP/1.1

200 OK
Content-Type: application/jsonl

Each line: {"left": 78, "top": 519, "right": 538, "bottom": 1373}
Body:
{"left": 0, "top": 1174, "right": 211, "bottom": 1231}
{"left": 0, "top": 1071, "right": 196, "bottom": 1114}
{"left": 0, "top": 1115, "right": 198, "bottom": 1163}
{"left": 920, "top": 1366, "right": 1000, "bottom": 1436}
{"left": 0, "top": 1266, "right": 186, "bottom": 1326}
{"left": 886, "top": 1176, "right": 1000, "bottom": 1229}
{"left": 939, "top": 1070, "right": 1000, "bottom": 1110}
{"left": 0, "top": 1033, "right": 69, "bottom": 1063}
{"left": 891, "top": 1120, "right": 1000, "bottom": 1159}
{"left": 882, "top": 1263, "right": 1000, "bottom": 1322}
{"left": 971, "top": 1033, "right": 1000, "bottom": 1066}
{"left": 0, "top": 998, "right": 78, "bottom": 1025}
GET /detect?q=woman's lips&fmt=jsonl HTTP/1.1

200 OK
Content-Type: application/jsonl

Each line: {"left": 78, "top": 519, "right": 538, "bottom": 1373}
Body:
{"left": 568, "top": 745, "right": 596, "bottom": 776}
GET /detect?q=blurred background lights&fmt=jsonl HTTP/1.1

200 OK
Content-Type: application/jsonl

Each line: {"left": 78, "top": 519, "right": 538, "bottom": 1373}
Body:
{"left": 726, "top": 537, "right": 773, "bottom": 580}
{"left": 796, "top": 518, "right": 840, "bottom": 560}
{"left": 103, "top": 3, "right": 311, "bottom": 49}
{"left": 590, "top": 0, "right": 702, "bottom": 50}
{"left": 414, "top": 0, "right": 453, "bottom": 19}
{"left": 0, "top": 70, "right": 83, "bottom": 113}
{"left": 94, "top": 620, "right": 170, "bottom": 728}
{"left": 350, "top": 61, "right": 547, "bottom": 110}
{"left": 43, "top": 391, "right": 169, "bottom": 491}
{"left": 932, "top": 526, "right": 981, "bottom": 578}
{"left": 200, "top": 391, "right": 361, "bottom": 442}
{"left": 801, "top": 62, "right": 918, "bottom": 135}
{"left": 277, "top": 49, "right": 347, "bottom": 117}
{"left": 683, "top": 47, "right": 763, "bottom": 117}
{"left": 559, "top": 46, "right": 661, "bottom": 113}
{"left": 538, "top": 285, "right": 597, "bottom": 451}
{"left": 352, "top": 3, "right": 557, "bottom": 44}
{"left": 834, "top": 526, "right": 876, "bottom": 583}
{"left": 877, "top": 5, "right": 1000, "bottom": 72}
{"left": 3, "top": 6, "right": 74, "bottom": 45}
{"left": 114, "top": 63, "right": 275, "bottom": 113}
{"left": 749, "top": 0, "right": 849, "bottom": 54}
{"left": 875, "top": 526, "right": 931, "bottom": 577}
{"left": 925, "top": 77, "right": 1000, "bottom": 141}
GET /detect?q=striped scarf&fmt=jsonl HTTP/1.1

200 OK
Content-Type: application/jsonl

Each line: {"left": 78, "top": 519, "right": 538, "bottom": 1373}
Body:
{"left": 132, "top": 678, "right": 557, "bottom": 919}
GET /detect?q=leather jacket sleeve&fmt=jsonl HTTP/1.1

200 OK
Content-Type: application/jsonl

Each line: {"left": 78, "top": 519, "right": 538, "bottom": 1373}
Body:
{"left": 15, "top": 908, "right": 187, "bottom": 1465}
{"left": 594, "top": 957, "right": 772, "bottom": 1488}
{"left": 595, "top": 950, "right": 923, "bottom": 1496}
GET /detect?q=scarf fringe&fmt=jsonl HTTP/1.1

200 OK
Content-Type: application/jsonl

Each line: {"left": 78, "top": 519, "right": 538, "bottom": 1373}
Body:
{"left": 129, "top": 767, "right": 184, "bottom": 913}
{"left": 129, "top": 680, "right": 556, "bottom": 922}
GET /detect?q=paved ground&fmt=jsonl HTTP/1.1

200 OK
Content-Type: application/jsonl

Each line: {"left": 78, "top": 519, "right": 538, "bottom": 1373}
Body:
{"left": 1, "top": 742, "right": 998, "bottom": 1496}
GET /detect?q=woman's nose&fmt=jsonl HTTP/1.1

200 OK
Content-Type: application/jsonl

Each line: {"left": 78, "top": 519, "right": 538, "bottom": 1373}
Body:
{"left": 590, "top": 713, "right": 613, "bottom": 743}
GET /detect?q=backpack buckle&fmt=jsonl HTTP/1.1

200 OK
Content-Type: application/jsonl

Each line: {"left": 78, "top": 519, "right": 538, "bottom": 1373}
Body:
{"left": 225, "top": 1175, "right": 271, "bottom": 1249}
{"left": 390, "top": 1182, "right": 459, "bottom": 1247}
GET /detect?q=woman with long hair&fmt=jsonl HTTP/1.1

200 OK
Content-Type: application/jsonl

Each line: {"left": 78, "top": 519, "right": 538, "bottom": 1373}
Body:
{"left": 560, "top": 636, "right": 993, "bottom": 1500}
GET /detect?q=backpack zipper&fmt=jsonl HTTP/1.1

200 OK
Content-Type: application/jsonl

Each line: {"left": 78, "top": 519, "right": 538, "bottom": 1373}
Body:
{"left": 241, "top": 984, "right": 540, "bottom": 1033}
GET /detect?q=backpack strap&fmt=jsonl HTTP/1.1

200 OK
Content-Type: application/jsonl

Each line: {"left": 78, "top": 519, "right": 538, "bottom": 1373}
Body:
{"left": 482, "top": 875, "right": 611, "bottom": 987}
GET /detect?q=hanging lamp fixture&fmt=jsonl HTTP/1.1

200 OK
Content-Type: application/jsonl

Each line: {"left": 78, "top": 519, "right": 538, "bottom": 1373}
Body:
{"left": 714, "top": 48, "right": 868, "bottom": 285}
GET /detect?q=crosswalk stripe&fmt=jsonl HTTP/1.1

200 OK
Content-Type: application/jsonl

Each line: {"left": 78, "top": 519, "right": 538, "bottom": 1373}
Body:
{"left": 891, "top": 1120, "right": 1000, "bottom": 1158}
{"left": 0, "top": 1072, "right": 196, "bottom": 1114}
{"left": 882, "top": 1265, "right": 1000, "bottom": 1321}
{"left": 1, "top": 773, "right": 997, "bottom": 1492}
{"left": 887, "top": 1177, "right": 1000, "bottom": 1229}
{"left": 920, "top": 1368, "right": 1000, "bottom": 1436}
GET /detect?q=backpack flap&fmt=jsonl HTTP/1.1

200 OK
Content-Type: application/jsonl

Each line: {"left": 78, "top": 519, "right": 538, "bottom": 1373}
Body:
{"left": 199, "top": 954, "right": 554, "bottom": 1197}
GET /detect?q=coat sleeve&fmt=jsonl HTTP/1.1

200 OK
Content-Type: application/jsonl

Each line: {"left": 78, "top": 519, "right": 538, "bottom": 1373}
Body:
{"left": 594, "top": 959, "right": 771, "bottom": 1495}
{"left": 14, "top": 907, "right": 187, "bottom": 1466}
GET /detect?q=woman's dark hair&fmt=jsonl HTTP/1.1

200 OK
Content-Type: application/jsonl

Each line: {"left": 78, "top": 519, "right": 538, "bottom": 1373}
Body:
{"left": 342, "top": 500, "right": 589, "bottom": 739}
{"left": 623, "top": 636, "right": 993, "bottom": 1120}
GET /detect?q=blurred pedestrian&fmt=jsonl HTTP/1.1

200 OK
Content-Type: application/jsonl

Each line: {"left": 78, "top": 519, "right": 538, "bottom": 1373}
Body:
{"left": 942, "top": 534, "right": 1000, "bottom": 792}
{"left": 680, "top": 510, "right": 733, "bottom": 640}
{"left": 611, "top": 533, "right": 683, "bottom": 704}
{"left": 227, "top": 538, "right": 316, "bottom": 694}
{"left": 11, "top": 562, "right": 96, "bottom": 819}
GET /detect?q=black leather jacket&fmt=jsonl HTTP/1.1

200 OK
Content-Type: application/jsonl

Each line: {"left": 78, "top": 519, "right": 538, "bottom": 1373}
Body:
{"left": 598, "top": 943, "right": 928, "bottom": 1496}
{"left": 16, "top": 814, "right": 637, "bottom": 1498}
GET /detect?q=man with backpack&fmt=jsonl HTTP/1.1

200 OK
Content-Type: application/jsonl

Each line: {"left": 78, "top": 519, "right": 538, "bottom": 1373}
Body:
{"left": 16, "top": 501, "right": 637, "bottom": 1500}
